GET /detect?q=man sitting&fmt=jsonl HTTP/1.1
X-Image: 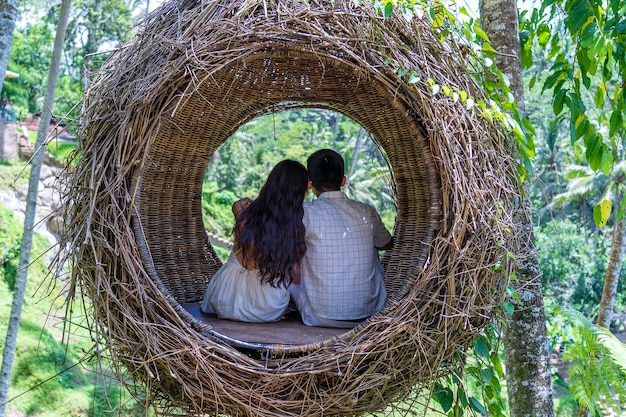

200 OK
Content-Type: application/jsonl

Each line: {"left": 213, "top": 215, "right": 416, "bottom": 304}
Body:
{"left": 290, "top": 149, "right": 393, "bottom": 328}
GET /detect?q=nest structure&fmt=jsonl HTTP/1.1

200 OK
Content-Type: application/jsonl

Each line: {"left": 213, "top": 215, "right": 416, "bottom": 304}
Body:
{"left": 55, "top": 0, "right": 521, "bottom": 415}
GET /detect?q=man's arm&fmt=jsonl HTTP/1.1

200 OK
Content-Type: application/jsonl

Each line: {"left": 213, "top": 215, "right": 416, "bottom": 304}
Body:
{"left": 376, "top": 237, "right": 394, "bottom": 251}
{"left": 376, "top": 237, "right": 393, "bottom": 250}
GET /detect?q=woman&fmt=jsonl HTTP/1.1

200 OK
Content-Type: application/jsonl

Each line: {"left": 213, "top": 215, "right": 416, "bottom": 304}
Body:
{"left": 201, "top": 159, "right": 309, "bottom": 322}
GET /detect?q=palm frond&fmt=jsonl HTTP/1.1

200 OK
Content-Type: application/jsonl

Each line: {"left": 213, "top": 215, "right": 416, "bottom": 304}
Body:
{"left": 554, "top": 306, "right": 626, "bottom": 416}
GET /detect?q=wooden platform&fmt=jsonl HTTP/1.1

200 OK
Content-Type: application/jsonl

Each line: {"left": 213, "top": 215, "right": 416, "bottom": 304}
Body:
{"left": 182, "top": 303, "right": 348, "bottom": 347}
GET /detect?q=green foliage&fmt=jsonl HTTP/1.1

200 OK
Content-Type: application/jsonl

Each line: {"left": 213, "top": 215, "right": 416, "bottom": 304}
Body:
{"left": 204, "top": 109, "right": 395, "bottom": 223}
{"left": 0, "top": 200, "right": 149, "bottom": 415}
{"left": 535, "top": 219, "right": 619, "bottom": 314}
{"left": 1, "top": 18, "right": 54, "bottom": 117}
{"left": 89, "top": 384, "right": 149, "bottom": 416}
{"left": 52, "top": 76, "right": 84, "bottom": 124}
{"left": 465, "top": 327, "right": 508, "bottom": 417}
{"left": 521, "top": 0, "right": 626, "bottom": 226}
{"left": 432, "top": 324, "right": 508, "bottom": 417}
{"left": 6, "top": 317, "right": 145, "bottom": 416}
{"left": 552, "top": 374, "right": 580, "bottom": 417}
{"left": 554, "top": 306, "right": 626, "bottom": 416}
{"left": 2, "top": 0, "right": 135, "bottom": 122}
{"left": 593, "top": 198, "right": 611, "bottom": 228}
{"left": 46, "top": 139, "right": 78, "bottom": 163}
{"left": 201, "top": 182, "right": 237, "bottom": 239}
{"left": 383, "top": 0, "right": 535, "bottom": 179}
{"left": 0, "top": 158, "right": 31, "bottom": 192}
{"left": 0, "top": 205, "right": 22, "bottom": 290}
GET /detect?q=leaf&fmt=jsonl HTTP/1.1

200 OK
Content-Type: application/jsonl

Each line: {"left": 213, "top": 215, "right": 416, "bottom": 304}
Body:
{"left": 491, "top": 353, "right": 504, "bottom": 377}
{"left": 480, "top": 367, "right": 492, "bottom": 383}
{"left": 537, "top": 23, "right": 551, "bottom": 47}
{"left": 617, "top": 193, "right": 626, "bottom": 221}
{"left": 609, "top": 110, "right": 623, "bottom": 138}
{"left": 599, "top": 149, "right": 613, "bottom": 176}
{"left": 564, "top": 0, "right": 595, "bottom": 35}
{"left": 576, "top": 117, "right": 591, "bottom": 141}
{"left": 503, "top": 301, "right": 515, "bottom": 315}
{"left": 469, "top": 396, "right": 488, "bottom": 415}
{"left": 383, "top": 1, "right": 393, "bottom": 18}
{"left": 586, "top": 136, "right": 607, "bottom": 173}
{"left": 489, "top": 402, "right": 504, "bottom": 416}
{"left": 593, "top": 199, "right": 612, "bottom": 228}
{"left": 553, "top": 88, "right": 567, "bottom": 115}
{"left": 474, "top": 336, "right": 489, "bottom": 359}
{"left": 482, "top": 42, "right": 497, "bottom": 54}
{"left": 521, "top": 45, "right": 534, "bottom": 69}
{"left": 597, "top": 327, "right": 626, "bottom": 370}
{"left": 433, "top": 385, "right": 454, "bottom": 412}
{"left": 458, "top": 387, "right": 468, "bottom": 407}
{"left": 552, "top": 306, "right": 626, "bottom": 410}
{"left": 474, "top": 24, "right": 490, "bottom": 42}
{"left": 543, "top": 68, "right": 566, "bottom": 90}
{"left": 593, "top": 84, "right": 605, "bottom": 108}
{"left": 432, "top": 8, "right": 445, "bottom": 28}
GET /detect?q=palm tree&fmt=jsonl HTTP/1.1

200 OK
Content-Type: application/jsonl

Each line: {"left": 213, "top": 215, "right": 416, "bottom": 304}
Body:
{"left": 593, "top": 161, "right": 626, "bottom": 329}
{"left": 551, "top": 160, "right": 626, "bottom": 329}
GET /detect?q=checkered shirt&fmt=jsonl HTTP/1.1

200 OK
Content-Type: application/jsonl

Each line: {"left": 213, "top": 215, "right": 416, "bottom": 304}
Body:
{"left": 301, "top": 191, "right": 391, "bottom": 320}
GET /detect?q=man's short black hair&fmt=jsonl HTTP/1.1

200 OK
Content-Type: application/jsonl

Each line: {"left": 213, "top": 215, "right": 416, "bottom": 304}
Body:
{"left": 307, "top": 149, "right": 345, "bottom": 192}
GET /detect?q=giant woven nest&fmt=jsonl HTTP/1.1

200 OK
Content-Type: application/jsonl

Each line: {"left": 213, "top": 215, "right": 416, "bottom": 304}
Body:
{"left": 55, "top": 0, "right": 521, "bottom": 415}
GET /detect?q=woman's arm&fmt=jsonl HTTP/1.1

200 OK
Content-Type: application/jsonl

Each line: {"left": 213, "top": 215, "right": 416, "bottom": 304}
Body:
{"left": 232, "top": 197, "right": 253, "bottom": 220}
{"left": 291, "top": 263, "right": 301, "bottom": 285}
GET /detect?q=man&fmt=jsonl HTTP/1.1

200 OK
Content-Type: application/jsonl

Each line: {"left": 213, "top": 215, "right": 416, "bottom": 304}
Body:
{"left": 290, "top": 149, "right": 393, "bottom": 328}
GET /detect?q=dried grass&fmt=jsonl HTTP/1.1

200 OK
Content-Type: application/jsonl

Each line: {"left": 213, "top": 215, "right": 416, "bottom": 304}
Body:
{"left": 52, "top": 0, "right": 521, "bottom": 415}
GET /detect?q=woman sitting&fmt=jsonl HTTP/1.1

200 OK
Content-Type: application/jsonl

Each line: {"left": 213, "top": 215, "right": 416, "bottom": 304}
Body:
{"left": 201, "top": 160, "right": 308, "bottom": 322}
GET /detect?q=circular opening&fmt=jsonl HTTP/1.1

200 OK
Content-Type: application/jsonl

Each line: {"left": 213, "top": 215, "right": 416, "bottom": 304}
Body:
{"left": 188, "top": 109, "right": 398, "bottom": 350}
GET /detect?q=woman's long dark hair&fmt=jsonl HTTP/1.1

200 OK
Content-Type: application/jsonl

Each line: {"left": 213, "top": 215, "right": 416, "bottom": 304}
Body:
{"left": 235, "top": 160, "right": 308, "bottom": 287}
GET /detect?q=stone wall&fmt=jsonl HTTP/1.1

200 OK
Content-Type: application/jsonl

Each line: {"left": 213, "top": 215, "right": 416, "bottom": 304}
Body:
{"left": 0, "top": 155, "right": 61, "bottom": 247}
{"left": 0, "top": 120, "right": 19, "bottom": 161}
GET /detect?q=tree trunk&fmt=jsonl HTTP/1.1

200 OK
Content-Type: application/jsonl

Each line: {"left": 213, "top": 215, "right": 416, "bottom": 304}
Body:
{"left": 597, "top": 193, "right": 625, "bottom": 328}
{"left": 503, "top": 206, "right": 554, "bottom": 416}
{"left": 0, "top": 0, "right": 20, "bottom": 94}
{"left": 480, "top": 0, "right": 555, "bottom": 415}
{"left": 0, "top": 0, "right": 72, "bottom": 414}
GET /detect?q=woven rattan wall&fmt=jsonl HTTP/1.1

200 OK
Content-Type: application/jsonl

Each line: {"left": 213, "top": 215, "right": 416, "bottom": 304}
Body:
{"left": 54, "top": 0, "right": 521, "bottom": 415}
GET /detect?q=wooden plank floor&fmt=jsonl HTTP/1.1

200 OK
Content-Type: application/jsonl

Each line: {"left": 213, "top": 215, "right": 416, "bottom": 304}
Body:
{"left": 182, "top": 303, "right": 348, "bottom": 346}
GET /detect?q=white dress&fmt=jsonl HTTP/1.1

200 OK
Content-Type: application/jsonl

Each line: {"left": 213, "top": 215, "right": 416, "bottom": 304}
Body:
{"left": 201, "top": 252, "right": 290, "bottom": 322}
